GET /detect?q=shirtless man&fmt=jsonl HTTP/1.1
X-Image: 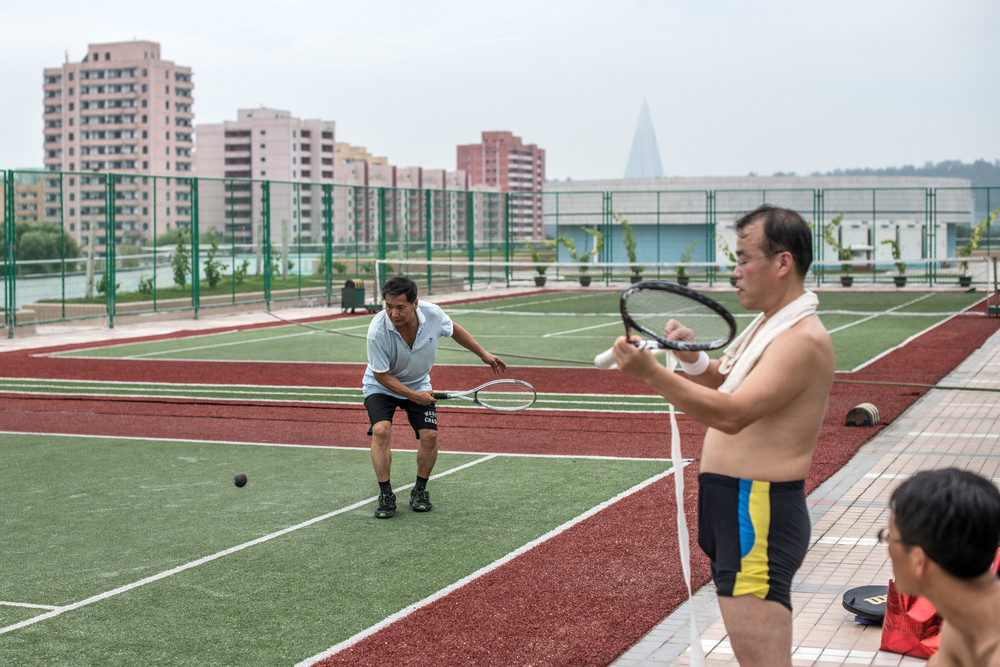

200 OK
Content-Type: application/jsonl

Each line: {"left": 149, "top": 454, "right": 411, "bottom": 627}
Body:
{"left": 884, "top": 468, "right": 1000, "bottom": 667}
{"left": 613, "top": 205, "right": 835, "bottom": 666}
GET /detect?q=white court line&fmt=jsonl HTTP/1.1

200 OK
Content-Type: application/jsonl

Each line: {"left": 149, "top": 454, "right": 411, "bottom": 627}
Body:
{"left": 0, "top": 430, "right": 675, "bottom": 463}
{"left": 834, "top": 296, "right": 985, "bottom": 373}
{"left": 0, "top": 380, "right": 671, "bottom": 411}
{"left": 123, "top": 330, "right": 320, "bottom": 358}
{"left": 0, "top": 601, "right": 60, "bottom": 610}
{"left": 0, "top": 453, "right": 499, "bottom": 637}
{"left": 465, "top": 293, "right": 597, "bottom": 311}
{"left": 825, "top": 293, "right": 935, "bottom": 336}
{"left": 46, "top": 322, "right": 370, "bottom": 360}
{"left": 295, "top": 463, "right": 685, "bottom": 666}
{"left": 543, "top": 319, "right": 622, "bottom": 338}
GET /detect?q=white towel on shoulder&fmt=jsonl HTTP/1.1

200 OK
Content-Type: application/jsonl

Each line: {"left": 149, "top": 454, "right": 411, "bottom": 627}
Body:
{"left": 718, "top": 290, "right": 819, "bottom": 394}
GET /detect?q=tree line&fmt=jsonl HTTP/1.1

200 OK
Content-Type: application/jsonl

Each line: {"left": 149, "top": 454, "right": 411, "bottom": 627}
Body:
{"left": 818, "top": 159, "right": 1000, "bottom": 189}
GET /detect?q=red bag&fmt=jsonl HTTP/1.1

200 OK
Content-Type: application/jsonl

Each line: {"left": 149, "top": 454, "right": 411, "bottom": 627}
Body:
{"left": 879, "top": 579, "right": 941, "bottom": 658}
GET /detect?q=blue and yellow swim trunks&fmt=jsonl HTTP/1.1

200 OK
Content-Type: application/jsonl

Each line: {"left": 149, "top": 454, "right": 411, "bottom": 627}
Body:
{"left": 697, "top": 472, "right": 810, "bottom": 611}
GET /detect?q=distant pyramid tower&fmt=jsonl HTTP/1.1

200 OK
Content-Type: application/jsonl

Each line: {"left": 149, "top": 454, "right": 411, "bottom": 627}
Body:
{"left": 624, "top": 99, "right": 664, "bottom": 179}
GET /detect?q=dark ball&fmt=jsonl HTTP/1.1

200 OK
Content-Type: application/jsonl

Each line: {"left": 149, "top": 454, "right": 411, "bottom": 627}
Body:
{"left": 234, "top": 473, "right": 248, "bottom": 488}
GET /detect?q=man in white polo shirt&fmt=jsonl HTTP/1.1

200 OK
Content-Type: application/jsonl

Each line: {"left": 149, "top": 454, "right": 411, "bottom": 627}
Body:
{"left": 363, "top": 276, "right": 506, "bottom": 518}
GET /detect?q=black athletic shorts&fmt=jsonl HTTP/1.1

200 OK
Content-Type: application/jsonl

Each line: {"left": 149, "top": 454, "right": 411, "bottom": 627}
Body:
{"left": 697, "top": 472, "right": 810, "bottom": 612}
{"left": 364, "top": 393, "right": 438, "bottom": 440}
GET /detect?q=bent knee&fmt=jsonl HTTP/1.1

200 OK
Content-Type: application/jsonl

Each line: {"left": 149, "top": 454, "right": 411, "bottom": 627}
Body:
{"left": 370, "top": 421, "right": 392, "bottom": 440}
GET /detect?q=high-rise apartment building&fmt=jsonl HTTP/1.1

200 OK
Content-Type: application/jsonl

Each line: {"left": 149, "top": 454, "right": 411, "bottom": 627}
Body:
{"left": 456, "top": 131, "right": 545, "bottom": 239}
{"left": 335, "top": 143, "right": 387, "bottom": 169}
{"left": 42, "top": 40, "right": 194, "bottom": 248}
{"left": 195, "top": 107, "right": 336, "bottom": 246}
{"left": 7, "top": 173, "right": 46, "bottom": 223}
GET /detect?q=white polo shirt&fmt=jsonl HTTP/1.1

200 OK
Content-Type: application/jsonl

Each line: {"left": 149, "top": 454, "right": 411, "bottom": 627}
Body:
{"left": 362, "top": 301, "right": 454, "bottom": 399}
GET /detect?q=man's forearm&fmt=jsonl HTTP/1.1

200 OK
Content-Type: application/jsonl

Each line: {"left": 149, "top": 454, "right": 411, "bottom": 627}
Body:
{"left": 373, "top": 371, "right": 421, "bottom": 401}
{"left": 451, "top": 324, "right": 487, "bottom": 358}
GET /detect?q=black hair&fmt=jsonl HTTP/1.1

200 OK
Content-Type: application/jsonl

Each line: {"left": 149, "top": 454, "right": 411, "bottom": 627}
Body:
{"left": 891, "top": 468, "right": 1000, "bottom": 579}
{"left": 734, "top": 204, "right": 813, "bottom": 278}
{"left": 381, "top": 276, "right": 418, "bottom": 303}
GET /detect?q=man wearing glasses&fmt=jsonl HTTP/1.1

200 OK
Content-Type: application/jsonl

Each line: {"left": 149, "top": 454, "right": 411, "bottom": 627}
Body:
{"left": 883, "top": 468, "right": 1000, "bottom": 666}
{"left": 614, "top": 205, "right": 834, "bottom": 666}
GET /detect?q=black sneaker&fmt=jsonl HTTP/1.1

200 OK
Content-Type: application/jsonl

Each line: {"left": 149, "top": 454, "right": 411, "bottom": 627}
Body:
{"left": 374, "top": 492, "right": 396, "bottom": 519}
{"left": 410, "top": 487, "right": 432, "bottom": 512}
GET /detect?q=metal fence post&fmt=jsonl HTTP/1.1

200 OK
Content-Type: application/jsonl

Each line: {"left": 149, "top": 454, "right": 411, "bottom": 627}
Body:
{"left": 105, "top": 174, "right": 116, "bottom": 329}
{"left": 190, "top": 178, "right": 200, "bottom": 319}
{"left": 262, "top": 180, "right": 271, "bottom": 310}
{"left": 323, "top": 183, "right": 333, "bottom": 306}
{"left": 504, "top": 192, "right": 511, "bottom": 285}
{"left": 376, "top": 187, "right": 387, "bottom": 288}
{"left": 466, "top": 190, "right": 475, "bottom": 289}
{"left": 4, "top": 170, "right": 15, "bottom": 337}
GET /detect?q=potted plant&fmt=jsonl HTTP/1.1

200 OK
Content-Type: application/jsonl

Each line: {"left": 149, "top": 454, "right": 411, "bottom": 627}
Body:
{"left": 880, "top": 239, "right": 907, "bottom": 287}
{"left": 717, "top": 233, "right": 738, "bottom": 286}
{"left": 676, "top": 239, "right": 699, "bottom": 286}
{"left": 956, "top": 206, "right": 999, "bottom": 287}
{"left": 617, "top": 214, "right": 644, "bottom": 283}
{"left": 821, "top": 214, "right": 854, "bottom": 287}
{"left": 557, "top": 228, "right": 604, "bottom": 287}
{"left": 526, "top": 240, "right": 555, "bottom": 287}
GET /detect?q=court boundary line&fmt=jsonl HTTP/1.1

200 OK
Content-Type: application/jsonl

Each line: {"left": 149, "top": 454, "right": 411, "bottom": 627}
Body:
{"left": 845, "top": 298, "right": 991, "bottom": 373}
{"left": 0, "top": 430, "right": 674, "bottom": 462}
{"left": 0, "top": 378, "right": 679, "bottom": 413}
{"left": 0, "top": 435, "right": 676, "bottom": 645}
{"left": 0, "top": 452, "right": 498, "bottom": 637}
{"left": 36, "top": 300, "right": 988, "bottom": 372}
{"left": 295, "top": 463, "right": 685, "bottom": 666}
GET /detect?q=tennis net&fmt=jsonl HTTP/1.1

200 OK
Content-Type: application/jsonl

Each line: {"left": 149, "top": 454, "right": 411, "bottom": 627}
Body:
{"left": 374, "top": 256, "right": 996, "bottom": 316}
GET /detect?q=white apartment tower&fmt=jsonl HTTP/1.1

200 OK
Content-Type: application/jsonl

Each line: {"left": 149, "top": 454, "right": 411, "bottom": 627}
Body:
{"left": 42, "top": 40, "right": 194, "bottom": 248}
{"left": 195, "top": 108, "right": 336, "bottom": 246}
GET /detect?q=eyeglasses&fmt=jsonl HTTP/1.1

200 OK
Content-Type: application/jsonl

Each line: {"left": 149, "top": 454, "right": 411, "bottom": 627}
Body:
{"left": 877, "top": 527, "right": 914, "bottom": 551}
{"left": 736, "top": 252, "right": 780, "bottom": 268}
{"left": 876, "top": 527, "right": 896, "bottom": 545}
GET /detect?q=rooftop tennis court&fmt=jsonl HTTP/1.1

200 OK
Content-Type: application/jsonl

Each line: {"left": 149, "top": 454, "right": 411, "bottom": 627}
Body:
{"left": 43, "top": 287, "right": 990, "bottom": 373}
{"left": 1, "top": 283, "right": 997, "bottom": 665}
{"left": 0, "top": 431, "right": 672, "bottom": 664}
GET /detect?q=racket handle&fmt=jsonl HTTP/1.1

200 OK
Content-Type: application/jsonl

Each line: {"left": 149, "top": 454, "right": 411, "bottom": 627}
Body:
{"left": 431, "top": 392, "right": 447, "bottom": 399}
{"left": 594, "top": 347, "right": 617, "bottom": 370}
{"left": 594, "top": 344, "right": 668, "bottom": 369}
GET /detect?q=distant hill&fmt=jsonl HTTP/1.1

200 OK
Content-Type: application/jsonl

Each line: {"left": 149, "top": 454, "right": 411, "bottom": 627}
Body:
{"left": 814, "top": 159, "right": 1000, "bottom": 189}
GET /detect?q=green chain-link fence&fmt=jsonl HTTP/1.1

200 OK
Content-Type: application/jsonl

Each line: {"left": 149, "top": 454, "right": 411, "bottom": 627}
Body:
{"left": 2, "top": 169, "right": 997, "bottom": 336}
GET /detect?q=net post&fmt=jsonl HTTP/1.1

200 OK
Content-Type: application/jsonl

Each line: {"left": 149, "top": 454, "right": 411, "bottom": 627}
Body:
{"left": 4, "top": 170, "right": 15, "bottom": 338}
{"left": 991, "top": 255, "right": 1000, "bottom": 317}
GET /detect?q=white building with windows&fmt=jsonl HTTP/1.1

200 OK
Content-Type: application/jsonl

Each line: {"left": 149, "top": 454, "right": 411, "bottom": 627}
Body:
{"left": 544, "top": 175, "right": 976, "bottom": 267}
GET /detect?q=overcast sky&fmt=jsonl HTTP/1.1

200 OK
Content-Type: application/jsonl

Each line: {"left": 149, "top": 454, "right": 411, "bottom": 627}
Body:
{"left": 2, "top": 0, "right": 997, "bottom": 181}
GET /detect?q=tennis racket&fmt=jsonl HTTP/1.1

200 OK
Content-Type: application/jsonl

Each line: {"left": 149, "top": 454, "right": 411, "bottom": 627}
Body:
{"left": 432, "top": 379, "right": 537, "bottom": 412}
{"left": 594, "top": 280, "right": 737, "bottom": 369}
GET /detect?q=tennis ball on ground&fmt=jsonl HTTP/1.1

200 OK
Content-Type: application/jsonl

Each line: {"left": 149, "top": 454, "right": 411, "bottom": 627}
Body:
{"left": 234, "top": 473, "right": 248, "bottom": 488}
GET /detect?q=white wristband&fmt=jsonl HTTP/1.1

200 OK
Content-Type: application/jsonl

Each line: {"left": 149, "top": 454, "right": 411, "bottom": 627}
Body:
{"left": 679, "top": 351, "right": 710, "bottom": 375}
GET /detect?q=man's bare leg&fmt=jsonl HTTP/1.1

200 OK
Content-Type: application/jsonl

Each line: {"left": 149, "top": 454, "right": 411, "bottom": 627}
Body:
{"left": 717, "top": 594, "right": 793, "bottom": 667}
{"left": 370, "top": 421, "right": 393, "bottom": 482}
{"left": 416, "top": 429, "right": 438, "bottom": 478}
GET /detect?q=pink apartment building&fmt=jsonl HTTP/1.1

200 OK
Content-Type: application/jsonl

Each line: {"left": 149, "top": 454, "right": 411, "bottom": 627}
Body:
{"left": 42, "top": 40, "right": 194, "bottom": 248}
{"left": 456, "top": 131, "right": 546, "bottom": 240}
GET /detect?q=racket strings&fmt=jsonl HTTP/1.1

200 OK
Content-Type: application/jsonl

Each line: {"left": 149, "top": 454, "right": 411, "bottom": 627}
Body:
{"left": 474, "top": 385, "right": 536, "bottom": 412}
{"left": 624, "top": 290, "right": 734, "bottom": 345}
